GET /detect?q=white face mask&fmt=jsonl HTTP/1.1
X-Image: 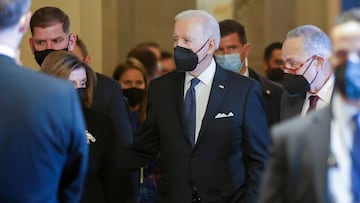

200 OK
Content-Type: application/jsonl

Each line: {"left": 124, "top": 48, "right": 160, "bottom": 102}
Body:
{"left": 215, "top": 53, "right": 243, "bottom": 73}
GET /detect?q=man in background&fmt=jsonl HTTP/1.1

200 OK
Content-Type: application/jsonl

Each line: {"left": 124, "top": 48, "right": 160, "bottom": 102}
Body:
{"left": 263, "top": 42, "right": 284, "bottom": 84}
{"left": 159, "top": 51, "right": 176, "bottom": 76}
{"left": 216, "top": 19, "right": 284, "bottom": 127}
{"left": 280, "top": 25, "right": 334, "bottom": 120}
{"left": 28, "top": 7, "right": 136, "bottom": 202}
{"left": 0, "top": 0, "right": 88, "bottom": 202}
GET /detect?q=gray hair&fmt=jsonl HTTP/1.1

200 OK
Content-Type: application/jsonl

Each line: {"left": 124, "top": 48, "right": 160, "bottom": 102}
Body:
{"left": 0, "top": 0, "right": 31, "bottom": 30}
{"left": 286, "top": 25, "right": 332, "bottom": 57}
{"left": 175, "top": 10, "right": 220, "bottom": 49}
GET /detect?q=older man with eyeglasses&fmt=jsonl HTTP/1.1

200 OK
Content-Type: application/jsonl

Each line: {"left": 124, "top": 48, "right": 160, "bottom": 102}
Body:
{"left": 279, "top": 25, "right": 335, "bottom": 120}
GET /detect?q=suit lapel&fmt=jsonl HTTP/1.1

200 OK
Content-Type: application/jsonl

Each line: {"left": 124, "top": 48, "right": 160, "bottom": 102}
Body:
{"left": 196, "top": 66, "right": 228, "bottom": 146}
{"left": 172, "top": 72, "right": 194, "bottom": 146}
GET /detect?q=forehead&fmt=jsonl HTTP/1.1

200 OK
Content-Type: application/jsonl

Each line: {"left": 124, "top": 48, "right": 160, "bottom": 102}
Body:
{"left": 270, "top": 49, "right": 282, "bottom": 59}
{"left": 331, "top": 22, "right": 360, "bottom": 52}
{"left": 69, "top": 67, "right": 86, "bottom": 79}
{"left": 173, "top": 17, "right": 204, "bottom": 40}
{"left": 219, "top": 33, "right": 242, "bottom": 47}
{"left": 121, "top": 69, "right": 144, "bottom": 80}
{"left": 282, "top": 37, "right": 305, "bottom": 59}
{"left": 32, "top": 23, "right": 66, "bottom": 39}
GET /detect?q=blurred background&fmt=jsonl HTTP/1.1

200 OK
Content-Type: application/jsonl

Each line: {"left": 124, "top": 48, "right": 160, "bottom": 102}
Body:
{"left": 21, "top": 0, "right": 344, "bottom": 76}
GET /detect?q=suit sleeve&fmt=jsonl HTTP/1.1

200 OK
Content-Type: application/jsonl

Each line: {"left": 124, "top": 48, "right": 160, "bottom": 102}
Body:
{"left": 258, "top": 129, "right": 287, "bottom": 203}
{"left": 58, "top": 88, "right": 88, "bottom": 203}
{"left": 110, "top": 82, "right": 134, "bottom": 146}
{"left": 101, "top": 119, "right": 122, "bottom": 203}
{"left": 117, "top": 81, "right": 160, "bottom": 171}
{"left": 243, "top": 81, "right": 271, "bottom": 202}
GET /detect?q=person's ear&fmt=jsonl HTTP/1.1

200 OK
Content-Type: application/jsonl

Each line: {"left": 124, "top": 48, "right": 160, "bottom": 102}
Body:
{"left": 315, "top": 55, "right": 325, "bottom": 71}
{"left": 84, "top": 56, "right": 92, "bottom": 65}
{"left": 243, "top": 43, "right": 251, "bottom": 58}
{"left": 207, "top": 38, "right": 216, "bottom": 54}
{"left": 67, "top": 33, "right": 77, "bottom": 51}
{"left": 29, "top": 37, "right": 35, "bottom": 53}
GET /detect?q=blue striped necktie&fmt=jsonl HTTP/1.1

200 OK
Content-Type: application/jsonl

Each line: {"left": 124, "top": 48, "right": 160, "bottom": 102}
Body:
{"left": 183, "top": 78, "right": 200, "bottom": 147}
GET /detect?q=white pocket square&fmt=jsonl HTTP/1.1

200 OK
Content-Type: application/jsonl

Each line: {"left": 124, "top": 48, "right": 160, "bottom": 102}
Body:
{"left": 215, "top": 112, "right": 234, "bottom": 119}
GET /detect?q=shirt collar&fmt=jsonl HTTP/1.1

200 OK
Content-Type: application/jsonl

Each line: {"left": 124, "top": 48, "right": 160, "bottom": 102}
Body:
{"left": 306, "top": 74, "right": 335, "bottom": 103}
{"left": 185, "top": 58, "right": 216, "bottom": 86}
{"left": 0, "top": 45, "right": 16, "bottom": 59}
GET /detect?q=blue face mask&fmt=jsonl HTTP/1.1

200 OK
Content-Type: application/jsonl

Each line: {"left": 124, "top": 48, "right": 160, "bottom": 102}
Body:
{"left": 215, "top": 53, "right": 243, "bottom": 73}
{"left": 344, "top": 60, "right": 360, "bottom": 100}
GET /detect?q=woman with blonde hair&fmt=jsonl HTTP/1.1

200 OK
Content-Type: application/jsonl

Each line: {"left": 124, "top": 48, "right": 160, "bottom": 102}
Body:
{"left": 41, "top": 50, "right": 119, "bottom": 203}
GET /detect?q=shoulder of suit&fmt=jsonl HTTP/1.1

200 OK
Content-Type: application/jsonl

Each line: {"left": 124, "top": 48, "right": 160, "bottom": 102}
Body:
{"left": 248, "top": 67, "right": 284, "bottom": 95}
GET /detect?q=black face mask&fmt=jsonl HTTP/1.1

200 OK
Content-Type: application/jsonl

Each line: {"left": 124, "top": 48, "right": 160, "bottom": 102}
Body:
{"left": 34, "top": 47, "right": 68, "bottom": 66}
{"left": 282, "top": 73, "right": 310, "bottom": 96}
{"left": 267, "top": 68, "right": 284, "bottom": 83}
{"left": 123, "top": 88, "right": 145, "bottom": 108}
{"left": 282, "top": 56, "right": 318, "bottom": 96}
{"left": 173, "top": 39, "right": 209, "bottom": 72}
{"left": 77, "top": 87, "right": 87, "bottom": 107}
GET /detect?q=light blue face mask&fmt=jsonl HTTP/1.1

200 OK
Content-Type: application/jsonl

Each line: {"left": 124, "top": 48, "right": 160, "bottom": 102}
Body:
{"left": 215, "top": 53, "right": 243, "bottom": 73}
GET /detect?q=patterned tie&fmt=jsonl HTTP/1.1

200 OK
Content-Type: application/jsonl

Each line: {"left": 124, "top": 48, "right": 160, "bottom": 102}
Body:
{"left": 183, "top": 78, "right": 200, "bottom": 147}
{"left": 352, "top": 114, "right": 360, "bottom": 202}
{"left": 307, "top": 95, "right": 319, "bottom": 113}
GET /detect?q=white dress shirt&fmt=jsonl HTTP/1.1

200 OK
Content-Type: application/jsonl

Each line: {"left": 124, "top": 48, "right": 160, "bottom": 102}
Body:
{"left": 184, "top": 58, "right": 216, "bottom": 143}
{"left": 328, "top": 92, "right": 358, "bottom": 203}
{"left": 0, "top": 44, "right": 16, "bottom": 59}
{"left": 301, "top": 75, "right": 335, "bottom": 116}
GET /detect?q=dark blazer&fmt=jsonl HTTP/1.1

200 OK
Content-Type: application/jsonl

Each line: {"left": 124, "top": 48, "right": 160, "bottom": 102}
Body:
{"left": 279, "top": 91, "right": 306, "bottom": 121}
{"left": 0, "top": 55, "right": 88, "bottom": 203}
{"left": 248, "top": 68, "right": 284, "bottom": 126}
{"left": 259, "top": 106, "right": 332, "bottom": 203}
{"left": 119, "top": 65, "right": 270, "bottom": 203}
{"left": 92, "top": 72, "right": 137, "bottom": 202}
{"left": 81, "top": 108, "right": 119, "bottom": 203}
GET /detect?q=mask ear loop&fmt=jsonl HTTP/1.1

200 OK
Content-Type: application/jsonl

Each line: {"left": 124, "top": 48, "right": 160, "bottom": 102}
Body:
{"left": 196, "top": 39, "right": 210, "bottom": 64}
{"left": 306, "top": 56, "right": 319, "bottom": 85}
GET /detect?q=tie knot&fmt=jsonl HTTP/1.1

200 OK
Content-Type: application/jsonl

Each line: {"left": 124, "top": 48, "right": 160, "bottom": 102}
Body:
{"left": 309, "top": 95, "right": 319, "bottom": 105}
{"left": 190, "top": 78, "right": 200, "bottom": 89}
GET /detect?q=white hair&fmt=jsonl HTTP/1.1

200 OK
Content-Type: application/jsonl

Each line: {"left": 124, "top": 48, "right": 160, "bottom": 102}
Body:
{"left": 175, "top": 10, "right": 220, "bottom": 49}
{"left": 286, "top": 25, "right": 332, "bottom": 57}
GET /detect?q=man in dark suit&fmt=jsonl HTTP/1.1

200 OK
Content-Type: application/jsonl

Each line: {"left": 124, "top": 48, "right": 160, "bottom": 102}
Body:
{"left": 118, "top": 10, "right": 270, "bottom": 203}
{"left": 28, "top": 7, "right": 136, "bottom": 202}
{"left": 0, "top": 0, "right": 88, "bottom": 202}
{"left": 280, "top": 25, "right": 334, "bottom": 120}
{"left": 216, "top": 19, "right": 284, "bottom": 127}
{"left": 259, "top": 9, "right": 360, "bottom": 202}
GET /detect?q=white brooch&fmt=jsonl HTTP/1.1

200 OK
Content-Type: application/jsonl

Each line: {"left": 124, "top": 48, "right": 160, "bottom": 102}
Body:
{"left": 86, "top": 130, "right": 96, "bottom": 144}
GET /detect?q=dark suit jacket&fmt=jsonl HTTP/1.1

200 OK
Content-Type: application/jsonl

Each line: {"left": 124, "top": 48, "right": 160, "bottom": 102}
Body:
{"left": 0, "top": 55, "right": 88, "bottom": 203}
{"left": 92, "top": 72, "right": 137, "bottom": 202}
{"left": 279, "top": 91, "right": 306, "bottom": 121}
{"left": 248, "top": 68, "right": 284, "bottom": 127}
{"left": 119, "top": 65, "right": 270, "bottom": 203}
{"left": 259, "top": 106, "right": 332, "bottom": 203}
{"left": 81, "top": 108, "right": 119, "bottom": 203}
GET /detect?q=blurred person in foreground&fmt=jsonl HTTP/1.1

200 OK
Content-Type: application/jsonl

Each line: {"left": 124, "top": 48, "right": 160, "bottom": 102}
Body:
{"left": 0, "top": 0, "right": 88, "bottom": 202}
{"left": 259, "top": 8, "right": 360, "bottom": 203}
